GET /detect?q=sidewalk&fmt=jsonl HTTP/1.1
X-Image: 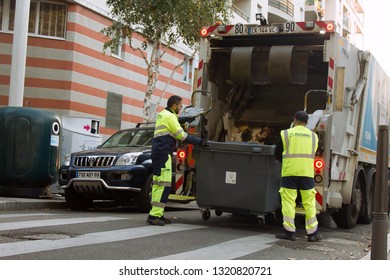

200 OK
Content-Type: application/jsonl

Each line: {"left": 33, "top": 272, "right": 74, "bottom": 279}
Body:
{"left": 0, "top": 195, "right": 67, "bottom": 211}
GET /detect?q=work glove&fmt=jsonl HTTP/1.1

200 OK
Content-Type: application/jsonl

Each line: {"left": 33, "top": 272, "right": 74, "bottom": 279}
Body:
{"left": 184, "top": 116, "right": 196, "bottom": 123}
{"left": 178, "top": 116, "right": 196, "bottom": 124}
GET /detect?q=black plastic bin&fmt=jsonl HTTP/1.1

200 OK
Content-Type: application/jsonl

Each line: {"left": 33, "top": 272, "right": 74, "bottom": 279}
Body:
{"left": 0, "top": 107, "right": 61, "bottom": 198}
{"left": 193, "top": 141, "right": 281, "bottom": 220}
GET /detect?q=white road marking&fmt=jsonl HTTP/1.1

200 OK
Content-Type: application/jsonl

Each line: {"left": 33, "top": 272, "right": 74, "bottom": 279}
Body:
{"left": 0, "top": 216, "right": 127, "bottom": 231}
{"left": 154, "top": 234, "right": 277, "bottom": 260}
{"left": 0, "top": 224, "right": 206, "bottom": 257}
{"left": 0, "top": 213, "right": 60, "bottom": 219}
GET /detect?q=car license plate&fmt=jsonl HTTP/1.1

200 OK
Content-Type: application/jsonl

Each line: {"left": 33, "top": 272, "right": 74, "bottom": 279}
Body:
{"left": 77, "top": 171, "right": 100, "bottom": 178}
{"left": 247, "top": 26, "right": 278, "bottom": 34}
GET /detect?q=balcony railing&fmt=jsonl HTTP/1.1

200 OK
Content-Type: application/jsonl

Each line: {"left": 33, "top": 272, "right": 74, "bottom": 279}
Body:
{"left": 231, "top": 4, "right": 249, "bottom": 22}
{"left": 305, "top": 0, "right": 318, "bottom": 6}
{"left": 269, "top": 0, "right": 294, "bottom": 17}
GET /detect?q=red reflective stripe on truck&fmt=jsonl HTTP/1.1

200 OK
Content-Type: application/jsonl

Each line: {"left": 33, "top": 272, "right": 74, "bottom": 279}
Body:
{"left": 315, "top": 191, "right": 323, "bottom": 206}
{"left": 198, "top": 60, "right": 203, "bottom": 70}
{"left": 328, "top": 76, "right": 333, "bottom": 89}
{"left": 197, "top": 77, "right": 202, "bottom": 88}
{"left": 175, "top": 173, "right": 184, "bottom": 192}
{"left": 197, "top": 60, "right": 203, "bottom": 88}
{"left": 329, "top": 57, "right": 334, "bottom": 70}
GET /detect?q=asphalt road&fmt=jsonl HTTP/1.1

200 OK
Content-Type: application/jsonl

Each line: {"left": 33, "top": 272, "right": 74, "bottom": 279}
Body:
{"left": 0, "top": 195, "right": 389, "bottom": 261}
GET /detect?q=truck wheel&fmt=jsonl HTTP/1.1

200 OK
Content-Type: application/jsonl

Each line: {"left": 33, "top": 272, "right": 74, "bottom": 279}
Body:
{"left": 358, "top": 171, "right": 374, "bottom": 224}
{"left": 64, "top": 188, "right": 92, "bottom": 210}
{"left": 332, "top": 176, "right": 363, "bottom": 228}
{"left": 135, "top": 174, "right": 152, "bottom": 213}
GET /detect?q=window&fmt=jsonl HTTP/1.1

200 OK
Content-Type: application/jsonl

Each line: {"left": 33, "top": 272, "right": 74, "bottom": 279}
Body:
{"left": 0, "top": 0, "right": 3, "bottom": 29}
{"left": 112, "top": 36, "right": 124, "bottom": 58}
{"left": 182, "top": 56, "right": 192, "bottom": 84}
{"left": 106, "top": 92, "right": 123, "bottom": 130}
{"left": 2, "top": 0, "right": 66, "bottom": 39}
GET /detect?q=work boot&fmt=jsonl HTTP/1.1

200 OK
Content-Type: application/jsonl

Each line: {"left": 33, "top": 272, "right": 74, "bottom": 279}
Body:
{"left": 147, "top": 215, "right": 165, "bottom": 226}
{"left": 160, "top": 216, "right": 172, "bottom": 224}
{"left": 275, "top": 230, "right": 296, "bottom": 241}
{"left": 307, "top": 232, "right": 322, "bottom": 242}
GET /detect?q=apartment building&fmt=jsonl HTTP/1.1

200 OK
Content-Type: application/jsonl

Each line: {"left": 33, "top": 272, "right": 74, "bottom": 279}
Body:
{"left": 231, "top": 0, "right": 364, "bottom": 47}
{"left": 0, "top": 0, "right": 194, "bottom": 137}
{"left": 0, "top": 0, "right": 365, "bottom": 139}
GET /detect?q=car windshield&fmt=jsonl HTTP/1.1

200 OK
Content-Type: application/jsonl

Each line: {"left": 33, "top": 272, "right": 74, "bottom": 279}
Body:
{"left": 100, "top": 129, "right": 154, "bottom": 148}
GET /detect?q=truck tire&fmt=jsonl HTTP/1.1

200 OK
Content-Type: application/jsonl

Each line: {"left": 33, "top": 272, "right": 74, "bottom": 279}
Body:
{"left": 135, "top": 174, "right": 152, "bottom": 213}
{"left": 64, "top": 188, "right": 93, "bottom": 210}
{"left": 358, "top": 170, "right": 375, "bottom": 224}
{"left": 332, "top": 176, "right": 363, "bottom": 228}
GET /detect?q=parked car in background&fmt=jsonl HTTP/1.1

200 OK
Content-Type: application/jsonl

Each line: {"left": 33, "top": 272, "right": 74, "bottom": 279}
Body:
{"left": 59, "top": 125, "right": 156, "bottom": 212}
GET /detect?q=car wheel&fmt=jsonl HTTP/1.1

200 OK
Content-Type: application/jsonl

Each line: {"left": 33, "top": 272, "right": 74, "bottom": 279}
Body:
{"left": 136, "top": 174, "right": 153, "bottom": 213}
{"left": 64, "top": 188, "right": 93, "bottom": 210}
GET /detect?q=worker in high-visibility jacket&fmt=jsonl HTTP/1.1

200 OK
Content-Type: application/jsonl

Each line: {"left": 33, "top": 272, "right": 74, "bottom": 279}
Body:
{"left": 147, "top": 95, "right": 207, "bottom": 226}
{"left": 274, "top": 111, "right": 322, "bottom": 242}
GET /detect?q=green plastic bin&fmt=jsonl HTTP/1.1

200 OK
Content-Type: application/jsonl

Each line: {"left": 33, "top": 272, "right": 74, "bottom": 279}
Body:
{"left": 0, "top": 107, "right": 61, "bottom": 197}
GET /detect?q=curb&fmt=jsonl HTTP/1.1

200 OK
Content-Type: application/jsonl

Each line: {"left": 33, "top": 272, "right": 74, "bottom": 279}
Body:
{"left": 0, "top": 196, "right": 67, "bottom": 211}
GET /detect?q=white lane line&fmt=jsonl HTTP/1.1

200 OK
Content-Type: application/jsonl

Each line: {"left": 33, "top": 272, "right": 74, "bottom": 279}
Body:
{"left": 154, "top": 234, "right": 277, "bottom": 260}
{"left": 0, "top": 224, "right": 206, "bottom": 257}
{"left": 0, "top": 217, "right": 127, "bottom": 231}
{"left": 0, "top": 213, "right": 60, "bottom": 219}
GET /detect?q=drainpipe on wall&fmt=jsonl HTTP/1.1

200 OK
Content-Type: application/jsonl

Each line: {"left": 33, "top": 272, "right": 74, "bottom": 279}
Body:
{"left": 8, "top": 0, "right": 31, "bottom": 107}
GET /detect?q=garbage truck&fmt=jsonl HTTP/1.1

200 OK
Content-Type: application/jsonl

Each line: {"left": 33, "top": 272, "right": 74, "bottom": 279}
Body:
{"left": 183, "top": 20, "right": 389, "bottom": 228}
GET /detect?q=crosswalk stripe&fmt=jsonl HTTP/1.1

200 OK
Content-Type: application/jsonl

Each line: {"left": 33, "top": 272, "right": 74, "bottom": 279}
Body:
{"left": 0, "top": 224, "right": 206, "bottom": 257}
{"left": 0, "top": 213, "right": 59, "bottom": 219}
{"left": 154, "top": 234, "right": 277, "bottom": 260}
{"left": 0, "top": 216, "right": 127, "bottom": 231}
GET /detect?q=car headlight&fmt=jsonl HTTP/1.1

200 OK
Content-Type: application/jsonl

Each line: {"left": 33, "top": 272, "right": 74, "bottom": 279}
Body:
{"left": 116, "top": 152, "right": 142, "bottom": 166}
{"left": 63, "top": 154, "right": 71, "bottom": 166}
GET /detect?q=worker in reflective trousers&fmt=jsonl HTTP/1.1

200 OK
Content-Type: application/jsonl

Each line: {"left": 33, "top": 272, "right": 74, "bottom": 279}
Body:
{"left": 274, "top": 111, "right": 322, "bottom": 242}
{"left": 147, "top": 95, "right": 207, "bottom": 226}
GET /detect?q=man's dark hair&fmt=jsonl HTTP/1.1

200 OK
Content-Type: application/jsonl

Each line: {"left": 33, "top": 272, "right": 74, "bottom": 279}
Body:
{"left": 294, "top": 111, "right": 309, "bottom": 123}
{"left": 167, "top": 95, "right": 182, "bottom": 108}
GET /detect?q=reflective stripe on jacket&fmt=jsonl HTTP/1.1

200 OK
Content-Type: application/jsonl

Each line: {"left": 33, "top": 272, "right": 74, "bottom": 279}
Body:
{"left": 281, "top": 125, "right": 318, "bottom": 177}
{"left": 152, "top": 108, "right": 188, "bottom": 156}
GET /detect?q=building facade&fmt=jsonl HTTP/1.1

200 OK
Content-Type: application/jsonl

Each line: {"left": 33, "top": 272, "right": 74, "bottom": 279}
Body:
{"left": 0, "top": 0, "right": 365, "bottom": 139}
{"left": 0, "top": 0, "right": 194, "bottom": 138}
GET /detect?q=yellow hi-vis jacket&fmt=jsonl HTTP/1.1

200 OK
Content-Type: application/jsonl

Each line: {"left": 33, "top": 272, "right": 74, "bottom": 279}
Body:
{"left": 152, "top": 107, "right": 201, "bottom": 155}
{"left": 280, "top": 125, "right": 318, "bottom": 178}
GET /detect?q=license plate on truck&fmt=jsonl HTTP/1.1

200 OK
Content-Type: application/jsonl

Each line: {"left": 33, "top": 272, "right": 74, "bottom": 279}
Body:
{"left": 77, "top": 171, "right": 100, "bottom": 178}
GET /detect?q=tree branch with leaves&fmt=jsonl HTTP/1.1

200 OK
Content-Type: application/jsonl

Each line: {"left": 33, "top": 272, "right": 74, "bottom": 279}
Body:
{"left": 101, "top": 0, "right": 231, "bottom": 122}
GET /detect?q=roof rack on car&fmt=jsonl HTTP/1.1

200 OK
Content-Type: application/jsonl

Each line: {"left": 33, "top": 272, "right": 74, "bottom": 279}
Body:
{"left": 136, "top": 122, "right": 155, "bottom": 128}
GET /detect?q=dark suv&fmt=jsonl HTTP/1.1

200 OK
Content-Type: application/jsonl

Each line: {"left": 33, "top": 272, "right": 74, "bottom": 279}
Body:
{"left": 59, "top": 125, "right": 156, "bottom": 211}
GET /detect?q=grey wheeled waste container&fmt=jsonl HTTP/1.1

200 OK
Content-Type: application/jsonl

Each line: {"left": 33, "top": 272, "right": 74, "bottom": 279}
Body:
{"left": 193, "top": 141, "right": 281, "bottom": 221}
{"left": 0, "top": 107, "right": 61, "bottom": 198}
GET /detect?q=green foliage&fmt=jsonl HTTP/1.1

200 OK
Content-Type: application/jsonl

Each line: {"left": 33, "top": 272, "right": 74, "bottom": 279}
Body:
{"left": 102, "top": 0, "right": 231, "bottom": 52}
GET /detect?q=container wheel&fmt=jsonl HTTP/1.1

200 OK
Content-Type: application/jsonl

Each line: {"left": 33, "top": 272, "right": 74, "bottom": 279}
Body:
{"left": 257, "top": 217, "right": 264, "bottom": 226}
{"left": 201, "top": 209, "right": 211, "bottom": 220}
{"left": 215, "top": 209, "right": 223, "bottom": 216}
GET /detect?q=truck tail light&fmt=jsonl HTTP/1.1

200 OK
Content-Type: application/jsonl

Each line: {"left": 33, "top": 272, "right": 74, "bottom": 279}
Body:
{"left": 314, "top": 159, "right": 324, "bottom": 183}
{"left": 200, "top": 27, "right": 209, "bottom": 37}
{"left": 326, "top": 23, "right": 334, "bottom": 32}
{"left": 177, "top": 149, "right": 186, "bottom": 160}
{"left": 314, "top": 159, "right": 324, "bottom": 170}
{"left": 176, "top": 149, "right": 187, "bottom": 172}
